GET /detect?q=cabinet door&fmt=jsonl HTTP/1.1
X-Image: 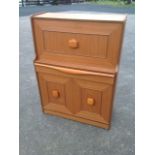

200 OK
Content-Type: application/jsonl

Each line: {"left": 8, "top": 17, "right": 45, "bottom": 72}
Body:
{"left": 32, "top": 18, "right": 125, "bottom": 73}
{"left": 36, "top": 64, "right": 115, "bottom": 125}
{"left": 72, "top": 79, "right": 114, "bottom": 124}
{"left": 37, "top": 72, "right": 74, "bottom": 115}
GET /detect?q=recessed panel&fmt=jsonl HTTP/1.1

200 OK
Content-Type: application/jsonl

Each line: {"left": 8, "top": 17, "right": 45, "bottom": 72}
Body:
{"left": 43, "top": 31, "right": 108, "bottom": 58}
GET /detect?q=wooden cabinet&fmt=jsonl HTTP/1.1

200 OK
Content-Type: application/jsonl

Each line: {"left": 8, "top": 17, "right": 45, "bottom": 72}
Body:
{"left": 31, "top": 12, "right": 126, "bottom": 129}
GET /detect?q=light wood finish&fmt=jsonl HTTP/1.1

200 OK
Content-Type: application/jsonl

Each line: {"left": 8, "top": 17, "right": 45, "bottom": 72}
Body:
{"left": 87, "top": 98, "right": 95, "bottom": 106}
{"left": 35, "top": 12, "right": 127, "bottom": 22}
{"left": 35, "top": 64, "right": 115, "bottom": 126}
{"left": 34, "top": 62, "right": 115, "bottom": 78}
{"left": 68, "top": 38, "right": 78, "bottom": 49}
{"left": 31, "top": 12, "right": 126, "bottom": 129}
{"left": 44, "top": 110, "right": 110, "bottom": 129}
{"left": 52, "top": 90, "right": 59, "bottom": 98}
{"left": 31, "top": 17, "right": 126, "bottom": 73}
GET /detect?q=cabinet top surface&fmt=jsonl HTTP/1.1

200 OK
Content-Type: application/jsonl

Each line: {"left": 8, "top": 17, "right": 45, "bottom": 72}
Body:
{"left": 33, "top": 12, "right": 127, "bottom": 22}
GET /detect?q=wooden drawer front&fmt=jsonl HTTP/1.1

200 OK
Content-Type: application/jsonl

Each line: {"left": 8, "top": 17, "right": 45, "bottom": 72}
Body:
{"left": 43, "top": 31, "right": 108, "bottom": 58}
{"left": 35, "top": 63, "right": 115, "bottom": 125}
{"left": 32, "top": 19, "right": 125, "bottom": 70}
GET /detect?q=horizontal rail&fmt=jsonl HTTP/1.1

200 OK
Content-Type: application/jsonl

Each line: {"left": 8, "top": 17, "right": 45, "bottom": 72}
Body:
{"left": 34, "top": 62, "right": 115, "bottom": 78}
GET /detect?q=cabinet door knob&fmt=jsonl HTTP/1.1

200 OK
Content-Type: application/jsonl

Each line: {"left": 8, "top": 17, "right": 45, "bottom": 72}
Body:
{"left": 87, "top": 98, "right": 95, "bottom": 106}
{"left": 52, "top": 90, "right": 59, "bottom": 98}
{"left": 68, "top": 39, "right": 78, "bottom": 49}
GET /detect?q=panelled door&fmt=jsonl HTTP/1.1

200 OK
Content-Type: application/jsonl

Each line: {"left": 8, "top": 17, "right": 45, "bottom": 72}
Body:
{"left": 36, "top": 64, "right": 115, "bottom": 124}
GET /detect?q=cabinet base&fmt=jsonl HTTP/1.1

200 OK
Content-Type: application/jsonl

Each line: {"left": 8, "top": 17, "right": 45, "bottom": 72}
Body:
{"left": 43, "top": 109, "right": 110, "bottom": 129}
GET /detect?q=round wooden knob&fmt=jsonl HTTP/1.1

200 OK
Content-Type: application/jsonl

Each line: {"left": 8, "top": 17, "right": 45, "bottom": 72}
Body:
{"left": 68, "top": 39, "right": 78, "bottom": 49}
{"left": 52, "top": 90, "right": 59, "bottom": 98}
{"left": 87, "top": 98, "right": 95, "bottom": 106}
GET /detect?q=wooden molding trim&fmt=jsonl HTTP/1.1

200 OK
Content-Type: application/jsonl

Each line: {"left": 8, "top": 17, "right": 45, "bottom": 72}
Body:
{"left": 34, "top": 62, "right": 115, "bottom": 78}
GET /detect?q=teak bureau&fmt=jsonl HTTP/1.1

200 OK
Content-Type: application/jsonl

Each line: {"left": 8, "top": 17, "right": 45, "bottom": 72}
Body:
{"left": 31, "top": 12, "right": 126, "bottom": 129}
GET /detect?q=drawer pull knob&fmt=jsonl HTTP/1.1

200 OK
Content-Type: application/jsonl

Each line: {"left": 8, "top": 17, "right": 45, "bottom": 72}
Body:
{"left": 87, "top": 98, "right": 95, "bottom": 106}
{"left": 68, "top": 39, "right": 78, "bottom": 49}
{"left": 52, "top": 90, "right": 59, "bottom": 98}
